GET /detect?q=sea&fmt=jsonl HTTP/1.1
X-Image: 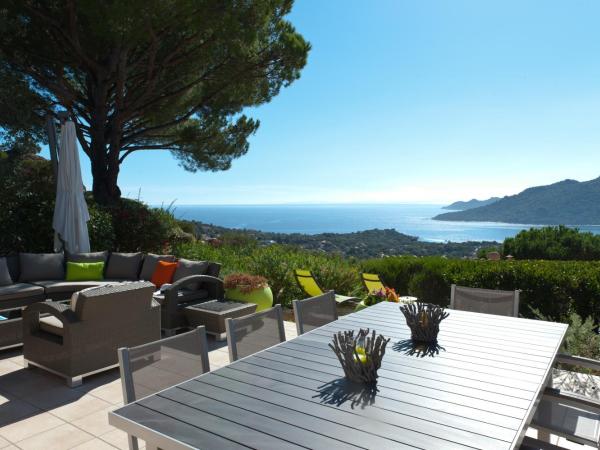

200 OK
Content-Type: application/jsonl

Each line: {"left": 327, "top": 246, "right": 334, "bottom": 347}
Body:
{"left": 171, "top": 204, "right": 600, "bottom": 243}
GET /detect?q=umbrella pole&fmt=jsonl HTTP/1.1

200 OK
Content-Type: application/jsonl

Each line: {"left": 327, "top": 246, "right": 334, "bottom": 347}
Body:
{"left": 45, "top": 115, "right": 59, "bottom": 182}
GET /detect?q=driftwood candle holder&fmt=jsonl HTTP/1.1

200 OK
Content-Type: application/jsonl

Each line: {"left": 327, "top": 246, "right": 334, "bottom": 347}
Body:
{"left": 400, "top": 302, "right": 449, "bottom": 343}
{"left": 329, "top": 328, "right": 390, "bottom": 384}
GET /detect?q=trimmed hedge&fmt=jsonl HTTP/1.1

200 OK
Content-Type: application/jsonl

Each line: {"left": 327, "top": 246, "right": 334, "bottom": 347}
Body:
{"left": 362, "top": 256, "right": 600, "bottom": 323}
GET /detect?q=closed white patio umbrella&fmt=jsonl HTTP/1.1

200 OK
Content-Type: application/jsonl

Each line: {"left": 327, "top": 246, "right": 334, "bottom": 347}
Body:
{"left": 53, "top": 119, "right": 90, "bottom": 253}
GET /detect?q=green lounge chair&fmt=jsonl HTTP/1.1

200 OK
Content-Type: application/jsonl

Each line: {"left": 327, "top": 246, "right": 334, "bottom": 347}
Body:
{"left": 293, "top": 269, "right": 358, "bottom": 304}
{"left": 360, "top": 272, "right": 386, "bottom": 294}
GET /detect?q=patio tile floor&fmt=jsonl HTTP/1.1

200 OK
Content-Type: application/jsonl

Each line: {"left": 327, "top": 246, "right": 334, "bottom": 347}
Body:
{"left": 0, "top": 319, "right": 596, "bottom": 449}
{"left": 0, "top": 321, "right": 297, "bottom": 449}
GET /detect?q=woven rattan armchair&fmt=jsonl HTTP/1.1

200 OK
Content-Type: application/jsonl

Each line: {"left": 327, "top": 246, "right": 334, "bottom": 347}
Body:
{"left": 23, "top": 282, "right": 160, "bottom": 387}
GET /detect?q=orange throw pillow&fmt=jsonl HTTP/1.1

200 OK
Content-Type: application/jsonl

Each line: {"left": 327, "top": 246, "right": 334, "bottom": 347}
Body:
{"left": 151, "top": 261, "right": 178, "bottom": 288}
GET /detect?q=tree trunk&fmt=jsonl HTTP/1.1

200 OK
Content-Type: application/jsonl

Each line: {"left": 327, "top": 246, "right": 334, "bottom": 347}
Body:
{"left": 91, "top": 153, "right": 121, "bottom": 205}
{"left": 88, "top": 81, "right": 122, "bottom": 206}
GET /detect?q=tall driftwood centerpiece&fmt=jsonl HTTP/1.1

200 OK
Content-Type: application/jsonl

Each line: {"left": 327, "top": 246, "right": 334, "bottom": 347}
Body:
{"left": 400, "top": 302, "right": 449, "bottom": 343}
{"left": 329, "top": 328, "right": 390, "bottom": 384}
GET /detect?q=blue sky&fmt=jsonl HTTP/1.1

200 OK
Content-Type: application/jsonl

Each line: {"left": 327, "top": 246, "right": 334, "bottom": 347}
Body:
{"left": 55, "top": 0, "right": 600, "bottom": 205}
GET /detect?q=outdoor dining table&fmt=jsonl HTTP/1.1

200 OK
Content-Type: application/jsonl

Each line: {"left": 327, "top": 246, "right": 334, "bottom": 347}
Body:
{"left": 108, "top": 301, "right": 568, "bottom": 449}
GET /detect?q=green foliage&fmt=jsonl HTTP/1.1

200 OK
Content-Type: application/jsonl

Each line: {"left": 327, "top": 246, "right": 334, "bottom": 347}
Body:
{"left": 0, "top": 154, "right": 184, "bottom": 253}
{"left": 88, "top": 197, "right": 187, "bottom": 253}
{"left": 503, "top": 226, "right": 600, "bottom": 260}
{"left": 362, "top": 256, "right": 600, "bottom": 323}
{"left": 0, "top": 153, "right": 55, "bottom": 253}
{"left": 175, "top": 241, "right": 361, "bottom": 307}
{"left": 563, "top": 313, "right": 600, "bottom": 361}
{"left": 87, "top": 204, "right": 115, "bottom": 251}
{"left": 530, "top": 308, "right": 600, "bottom": 361}
{"left": 1, "top": 0, "right": 310, "bottom": 203}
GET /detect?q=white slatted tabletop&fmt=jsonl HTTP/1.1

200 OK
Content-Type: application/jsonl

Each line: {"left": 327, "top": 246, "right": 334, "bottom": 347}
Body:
{"left": 109, "top": 301, "right": 568, "bottom": 449}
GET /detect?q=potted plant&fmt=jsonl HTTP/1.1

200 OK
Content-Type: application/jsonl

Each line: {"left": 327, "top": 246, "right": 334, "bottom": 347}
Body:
{"left": 355, "top": 287, "right": 400, "bottom": 311}
{"left": 224, "top": 273, "right": 273, "bottom": 311}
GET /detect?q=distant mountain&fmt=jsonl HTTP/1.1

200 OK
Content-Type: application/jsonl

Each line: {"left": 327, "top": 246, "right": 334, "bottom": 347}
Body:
{"left": 443, "top": 197, "right": 500, "bottom": 210}
{"left": 433, "top": 177, "right": 600, "bottom": 224}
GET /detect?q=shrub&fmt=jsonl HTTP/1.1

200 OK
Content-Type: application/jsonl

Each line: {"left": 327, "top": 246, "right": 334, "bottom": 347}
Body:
{"left": 0, "top": 153, "right": 185, "bottom": 254}
{"left": 362, "top": 256, "right": 600, "bottom": 323}
{"left": 503, "top": 225, "right": 600, "bottom": 260}
{"left": 0, "top": 154, "right": 55, "bottom": 253}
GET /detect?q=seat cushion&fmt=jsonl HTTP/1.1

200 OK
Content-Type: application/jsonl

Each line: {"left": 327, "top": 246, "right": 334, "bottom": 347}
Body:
{"left": 153, "top": 289, "right": 208, "bottom": 305}
{"left": 173, "top": 259, "right": 209, "bottom": 290}
{"left": 19, "top": 253, "right": 65, "bottom": 282}
{"left": 39, "top": 315, "right": 64, "bottom": 336}
{"left": 105, "top": 252, "right": 143, "bottom": 280}
{"left": 0, "top": 283, "right": 45, "bottom": 302}
{"left": 31, "top": 280, "right": 111, "bottom": 295}
{"left": 139, "top": 254, "right": 175, "bottom": 281}
{"left": 0, "top": 257, "right": 12, "bottom": 286}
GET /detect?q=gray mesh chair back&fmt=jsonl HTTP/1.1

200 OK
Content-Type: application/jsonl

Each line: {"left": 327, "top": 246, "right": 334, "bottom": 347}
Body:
{"left": 225, "top": 304, "right": 286, "bottom": 362}
{"left": 293, "top": 291, "right": 338, "bottom": 335}
{"left": 450, "top": 284, "right": 519, "bottom": 317}
{"left": 118, "top": 327, "right": 210, "bottom": 404}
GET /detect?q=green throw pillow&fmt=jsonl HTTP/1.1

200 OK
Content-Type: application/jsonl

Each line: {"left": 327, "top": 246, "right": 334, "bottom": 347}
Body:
{"left": 65, "top": 261, "right": 104, "bottom": 281}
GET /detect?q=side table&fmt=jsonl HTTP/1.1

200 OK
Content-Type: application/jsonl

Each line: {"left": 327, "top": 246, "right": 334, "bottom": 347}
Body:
{"left": 185, "top": 300, "right": 257, "bottom": 341}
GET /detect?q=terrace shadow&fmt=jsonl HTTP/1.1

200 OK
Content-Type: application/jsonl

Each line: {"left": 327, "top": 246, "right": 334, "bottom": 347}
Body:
{"left": 314, "top": 378, "right": 378, "bottom": 409}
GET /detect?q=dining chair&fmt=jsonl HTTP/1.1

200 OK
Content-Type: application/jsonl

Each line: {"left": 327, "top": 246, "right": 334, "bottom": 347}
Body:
{"left": 117, "top": 327, "right": 210, "bottom": 450}
{"left": 519, "top": 353, "right": 600, "bottom": 449}
{"left": 293, "top": 291, "right": 338, "bottom": 335}
{"left": 450, "top": 284, "right": 520, "bottom": 317}
{"left": 225, "top": 304, "right": 286, "bottom": 362}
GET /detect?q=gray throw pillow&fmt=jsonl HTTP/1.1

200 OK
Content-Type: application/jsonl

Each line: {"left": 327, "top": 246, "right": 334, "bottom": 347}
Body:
{"left": 0, "top": 257, "right": 12, "bottom": 286}
{"left": 105, "top": 252, "right": 143, "bottom": 280}
{"left": 139, "top": 253, "right": 175, "bottom": 281}
{"left": 19, "top": 252, "right": 65, "bottom": 282}
{"left": 66, "top": 251, "right": 109, "bottom": 264}
{"left": 173, "top": 258, "right": 209, "bottom": 290}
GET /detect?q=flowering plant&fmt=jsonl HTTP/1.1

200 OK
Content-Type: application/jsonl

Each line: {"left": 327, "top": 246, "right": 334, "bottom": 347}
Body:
{"left": 364, "top": 287, "right": 399, "bottom": 306}
{"left": 223, "top": 273, "right": 269, "bottom": 294}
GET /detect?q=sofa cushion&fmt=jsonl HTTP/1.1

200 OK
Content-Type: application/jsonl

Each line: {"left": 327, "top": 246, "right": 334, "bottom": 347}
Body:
{"left": 173, "top": 259, "right": 209, "bottom": 290}
{"left": 0, "top": 257, "right": 12, "bottom": 286}
{"left": 39, "top": 316, "right": 63, "bottom": 337}
{"left": 66, "top": 251, "right": 109, "bottom": 264}
{"left": 66, "top": 262, "right": 104, "bottom": 281}
{"left": 151, "top": 261, "right": 178, "bottom": 288}
{"left": 5, "top": 255, "right": 20, "bottom": 282}
{"left": 139, "top": 254, "right": 175, "bottom": 281}
{"left": 105, "top": 252, "right": 143, "bottom": 280}
{"left": 19, "top": 253, "right": 65, "bottom": 282}
{"left": 0, "top": 283, "right": 45, "bottom": 302}
{"left": 31, "top": 280, "right": 110, "bottom": 295}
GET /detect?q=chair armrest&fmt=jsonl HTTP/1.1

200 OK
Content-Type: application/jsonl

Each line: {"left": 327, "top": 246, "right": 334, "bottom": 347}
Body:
{"left": 23, "top": 301, "right": 78, "bottom": 322}
{"left": 163, "top": 275, "right": 224, "bottom": 300}
{"left": 22, "top": 301, "right": 80, "bottom": 340}
{"left": 543, "top": 387, "right": 600, "bottom": 410}
{"left": 556, "top": 353, "right": 600, "bottom": 371}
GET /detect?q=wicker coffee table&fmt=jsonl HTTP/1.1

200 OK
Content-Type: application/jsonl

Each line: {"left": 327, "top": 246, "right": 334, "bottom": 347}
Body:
{"left": 185, "top": 300, "right": 257, "bottom": 340}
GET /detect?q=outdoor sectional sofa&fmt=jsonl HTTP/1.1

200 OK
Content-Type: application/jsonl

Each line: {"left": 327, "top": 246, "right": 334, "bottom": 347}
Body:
{"left": 0, "top": 251, "right": 224, "bottom": 337}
